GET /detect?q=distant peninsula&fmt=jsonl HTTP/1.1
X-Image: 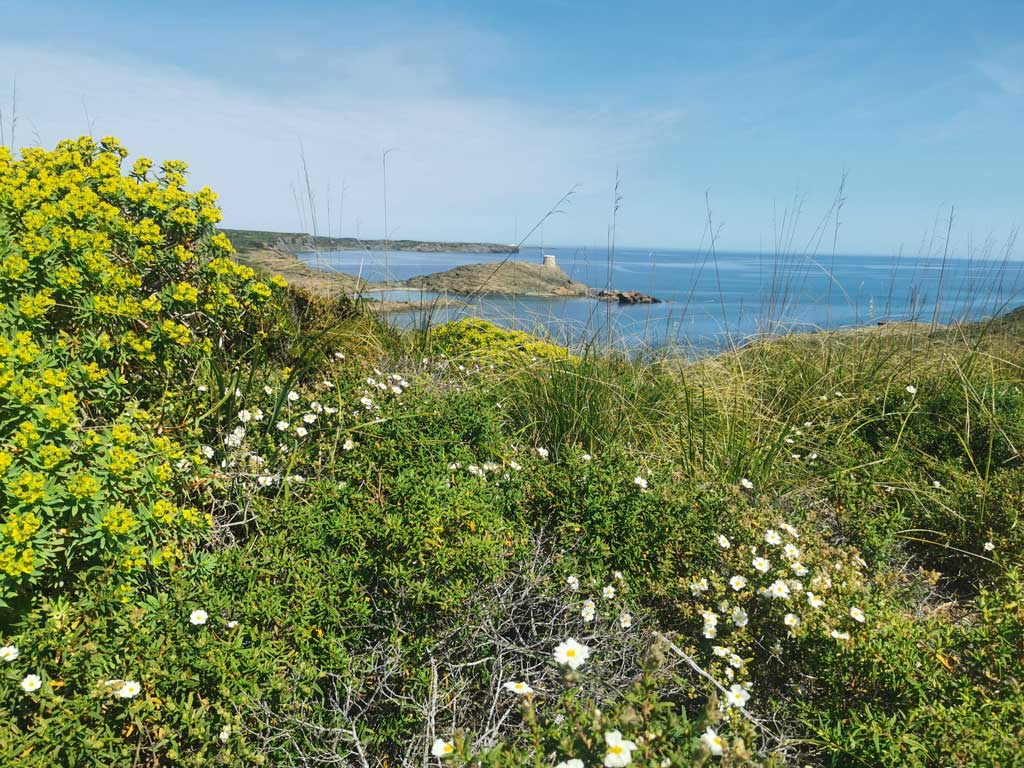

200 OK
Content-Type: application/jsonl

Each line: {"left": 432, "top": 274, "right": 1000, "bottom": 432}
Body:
{"left": 220, "top": 228, "right": 519, "bottom": 254}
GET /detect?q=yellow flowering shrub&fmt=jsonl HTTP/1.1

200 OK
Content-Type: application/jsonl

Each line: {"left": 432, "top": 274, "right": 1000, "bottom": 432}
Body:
{"left": 0, "top": 137, "right": 289, "bottom": 603}
{"left": 430, "top": 317, "right": 571, "bottom": 366}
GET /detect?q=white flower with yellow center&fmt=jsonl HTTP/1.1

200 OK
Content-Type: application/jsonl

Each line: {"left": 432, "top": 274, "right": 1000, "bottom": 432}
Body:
{"left": 554, "top": 637, "right": 590, "bottom": 669}
{"left": 503, "top": 680, "right": 534, "bottom": 695}
{"left": 764, "top": 529, "right": 782, "bottom": 546}
{"left": 983, "top": 541, "right": 995, "bottom": 552}
{"left": 717, "top": 534, "right": 731, "bottom": 549}
{"left": 731, "top": 606, "right": 748, "bottom": 627}
{"left": 700, "top": 727, "right": 725, "bottom": 756}
{"left": 430, "top": 739, "right": 455, "bottom": 758}
{"left": 783, "top": 543, "right": 800, "bottom": 560}
{"left": 831, "top": 629, "right": 851, "bottom": 640}
{"left": 729, "top": 575, "right": 747, "bottom": 591}
{"left": 633, "top": 476, "right": 647, "bottom": 490}
{"left": 603, "top": 585, "right": 616, "bottom": 599}
{"left": 189, "top": 609, "right": 208, "bottom": 626}
{"left": 725, "top": 683, "right": 751, "bottom": 708}
{"left": 768, "top": 580, "right": 791, "bottom": 599}
{"left": 807, "top": 592, "right": 824, "bottom": 608}
{"left": 21, "top": 674, "right": 42, "bottom": 693}
{"left": 752, "top": 557, "right": 771, "bottom": 573}
{"left": 740, "top": 478, "right": 754, "bottom": 489}
{"left": 0, "top": 645, "right": 18, "bottom": 662}
{"left": 849, "top": 606, "right": 865, "bottom": 623}
{"left": 784, "top": 613, "right": 800, "bottom": 628}
{"left": 536, "top": 447, "right": 549, "bottom": 459}
{"left": 690, "top": 578, "right": 709, "bottom": 595}
{"left": 555, "top": 761, "right": 584, "bottom": 768}
{"left": 343, "top": 438, "right": 355, "bottom": 451}
{"left": 603, "top": 730, "right": 638, "bottom": 767}
{"left": 119, "top": 680, "right": 141, "bottom": 698}
{"left": 791, "top": 562, "right": 808, "bottom": 576}
{"left": 619, "top": 612, "right": 632, "bottom": 629}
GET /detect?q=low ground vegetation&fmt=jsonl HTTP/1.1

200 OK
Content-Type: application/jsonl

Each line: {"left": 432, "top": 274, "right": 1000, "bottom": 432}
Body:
{"left": 0, "top": 138, "right": 1021, "bottom": 767}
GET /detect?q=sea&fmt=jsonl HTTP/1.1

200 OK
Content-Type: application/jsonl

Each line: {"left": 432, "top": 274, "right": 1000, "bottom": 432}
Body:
{"left": 296, "top": 245, "right": 1024, "bottom": 353}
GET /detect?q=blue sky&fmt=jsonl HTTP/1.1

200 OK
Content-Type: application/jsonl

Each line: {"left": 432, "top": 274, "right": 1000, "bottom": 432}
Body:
{"left": 0, "top": 0, "right": 1021, "bottom": 253}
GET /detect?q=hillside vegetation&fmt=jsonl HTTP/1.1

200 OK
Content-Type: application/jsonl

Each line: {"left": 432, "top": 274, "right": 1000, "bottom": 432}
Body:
{"left": 0, "top": 138, "right": 1022, "bottom": 768}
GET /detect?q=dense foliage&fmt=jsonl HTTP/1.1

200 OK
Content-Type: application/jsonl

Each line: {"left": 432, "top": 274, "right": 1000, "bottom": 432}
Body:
{"left": 0, "top": 138, "right": 1021, "bottom": 767}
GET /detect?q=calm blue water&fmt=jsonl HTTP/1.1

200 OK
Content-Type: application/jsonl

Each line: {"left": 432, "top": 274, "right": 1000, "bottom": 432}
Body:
{"left": 297, "top": 246, "right": 1024, "bottom": 352}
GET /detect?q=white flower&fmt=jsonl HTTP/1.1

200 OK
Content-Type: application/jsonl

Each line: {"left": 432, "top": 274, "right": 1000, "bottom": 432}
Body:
{"left": 430, "top": 738, "right": 455, "bottom": 758}
{"left": 303, "top": 413, "right": 316, "bottom": 424}
{"left": 729, "top": 575, "right": 747, "bottom": 591}
{"left": 831, "top": 629, "right": 851, "bottom": 640}
{"left": 566, "top": 575, "right": 580, "bottom": 591}
{"left": 226, "top": 620, "right": 240, "bottom": 629}
{"left": 360, "top": 396, "right": 374, "bottom": 409}
{"left": 21, "top": 674, "right": 42, "bottom": 693}
{"left": 238, "top": 409, "right": 252, "bottom": 423}
{"left": 343, "top": 438, "right": 355, "bottom": 451}
{"left": 849, "top": 606, "right": 865, "bottom": 623}
{"left": 783, "top": 543, "right": 800, "bottom": 560}
{"left": 740, "top": 478, "right": 754, "bottom": 489}
{"left": 906, "top": 385, "right": 917, "bottom": 394}
{"left": 791, "top": 562, "right": 808, "bottom": 576}
{"left": 334, "top": 352, "right": 346, "bottom": 360}
{"left": 467, "top": 465, "right": 484, "bottom": 478}
{"left": 712, "top": 645, "right": 730, "bottom": 657}
{"left": 276, "top": 420, "right": 289, "bottom": 431}
{"left": 257, "top": 475, "right": 277, "bottom": 487}
{"left": 703, "top": 624, "right": 718, "bottom": 639}
{"left": 730, "top": 607, "right": 748, "bottom": 627}
{"left": 613, "top": 570, "right": 623, "bottom": 581}
{"left": 555, "top": 761, "right": 584, "bottom": 768}
{"left": 263, "top": 385, "right": 274, "bottom": 395}
{"left": 764, "top": 529, "right": 782, "bottom": 546}
{"left": 554, "top": 637, "right": 591, "bottom": 669}
{"left": 119, "top": 679, "right": 141, "bottom": 698}
{"left": 509, "top": 461, "right": 523, "bottom": 471}
{"left": 296, "top": 426, "right": 308, "bottom": 437}
{"left": 784, "top": 613, "right": 800, "bottom": 628}
{"left": 807, "top": 592, "right": 824, "bottom": 608}
{"left": 701, "top": 726, "right": 725, "bottom": 756}
{"left": 200, "top": 445, "right": 215, "bottom": 459}
{"left": 983, "top": 541, "right": 995, "bottom": 552}
{"left": 768, "top": 579, "right": 791, "bottom": 599}
{"left": 197, "top": 384, "right": 208, "bottom": 392}
{"left": 581, "top": 453, "right": 592, "bottom": 461}
{"left": 633, "top": 476, "right": 647, "bottom": 490}
{"left": 224, "top": 426, "right": 245, "bottom": 448}
{"left": 752, "top": 557, "right": 771, "bottom": 573}
{"left": 581, "top": 604, "right": 596, "bottom": 622}
{"left": 725, "top": 683, "right": 750, "bottom": 708}
{"left": 503, "top": 680, "right": 534, "bottom": 695}
{"left": 0, "top": 645, "right": 18, "bottom": 662}
{"left": 189, "top": 609, "right": 208, "bottom": 626}
{"left": 690, "top": 578, "right": 709, "bottom": 595}
{"left": 619, "top": 613, "right": 632, "bottom": 629}
{"left": 287, "top": 390, "right": 300, "bottom": 402}
{"left": 219, "top": 726, "right": 231, "bottom": 742}
{"left": 728, "top": 653, "right": 744, "bottom": 669}
{"left": 603, "top": 729, "right": 638, "bottom": 767}
{"left": 717, "top": 534, "right": 731, "bottom": 549}
{"left": 536, "top": 447, "right": 549, "bottom": 459}
{"left": 932, "top": 480, "right": 942, "bottom": 488}
{"left": 603, "top": 585, "right": 616, "bottom": 599}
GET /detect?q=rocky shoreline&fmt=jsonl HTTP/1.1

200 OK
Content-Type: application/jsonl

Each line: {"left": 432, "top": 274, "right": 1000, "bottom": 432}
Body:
{"left": 231, "top": 235, "right": 661, "bottom": 306}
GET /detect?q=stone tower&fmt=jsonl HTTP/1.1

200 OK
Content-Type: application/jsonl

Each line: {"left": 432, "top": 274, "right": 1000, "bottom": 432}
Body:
{"left": 542, "top": 253, "right": 557, "bottom": 269}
